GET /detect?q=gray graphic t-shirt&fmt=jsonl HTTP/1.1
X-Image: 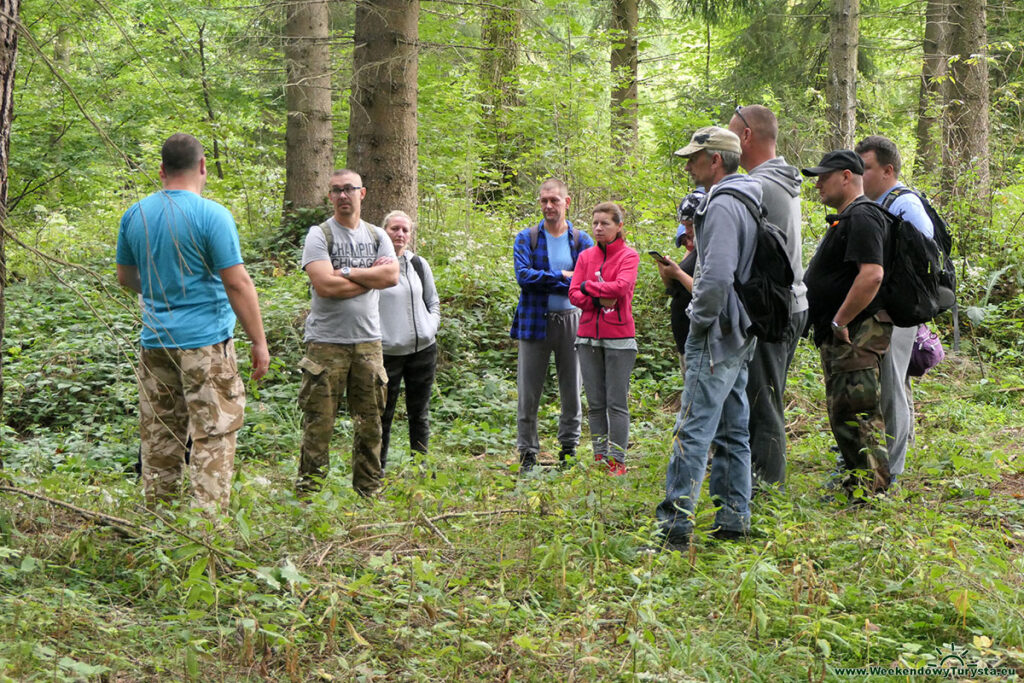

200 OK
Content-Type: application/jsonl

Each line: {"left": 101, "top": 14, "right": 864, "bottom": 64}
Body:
{"left": 302, "top": 218, "right": 396, "bottom": 344}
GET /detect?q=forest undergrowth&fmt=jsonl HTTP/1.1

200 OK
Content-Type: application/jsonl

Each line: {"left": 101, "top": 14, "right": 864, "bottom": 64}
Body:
{"left": 2, "top": 252, "right": 1024, "bottom": 682}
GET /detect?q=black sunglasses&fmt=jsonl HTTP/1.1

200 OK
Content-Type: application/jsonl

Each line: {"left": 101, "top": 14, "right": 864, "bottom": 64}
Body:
{"left": 734, "top": 105, "right": 751, "bottom": 130}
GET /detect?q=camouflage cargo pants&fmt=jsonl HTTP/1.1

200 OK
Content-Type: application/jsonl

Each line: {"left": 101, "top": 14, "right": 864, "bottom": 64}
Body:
{"left": 819, "top": 315, "right": 893, "bottom": 494}
{"left": 297, "top": 341, "right": 387, "bottom": 496}
{"left": 138, "top": 339, "right": 245, "bottom": 510}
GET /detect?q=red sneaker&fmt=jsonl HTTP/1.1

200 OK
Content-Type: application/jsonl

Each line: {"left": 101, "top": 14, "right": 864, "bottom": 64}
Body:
{"left": 607, "top": 461, "right": 627, "bottom": 476}
{"left": 594, "top": 453, "right": 607, "bottom": 464}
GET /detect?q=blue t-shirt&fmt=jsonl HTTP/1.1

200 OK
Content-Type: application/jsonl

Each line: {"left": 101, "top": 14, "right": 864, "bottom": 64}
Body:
{"left": 879, "top": 184, "right": 934, "bottom": 239}
{"left": 546, "top": 231, "right": 574, "bottom": 311}
{"left": 116, "top": 190, "right": 243, "bottom": 349}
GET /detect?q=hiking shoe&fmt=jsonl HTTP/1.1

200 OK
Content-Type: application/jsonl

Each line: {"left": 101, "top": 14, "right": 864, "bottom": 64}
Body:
{"left": 558, "top": 445, "right": 576, "bottom": 470}
{"left": 637, "top": 535, "right": 690, "bottom": 555}
{"left": 607, "top": 461, "right": 627, "bottom": 476}
{"left": 594, "top": 453, "right": 607, "bottom": 464}
{"left": 518, "top": 451, "right": 537, "bottom": 474}
{"left": 709, "top": 527, "right": 747, "bottom": 542}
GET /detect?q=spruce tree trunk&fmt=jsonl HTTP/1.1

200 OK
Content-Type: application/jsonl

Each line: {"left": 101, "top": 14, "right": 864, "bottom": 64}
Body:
{"left": 347, "top": 0, "right": 419, "bottom": 226}
{"left": 914, "top": 0, "right": 948, "bottom": 177}
{"left": 1, "top": 0, "right": 21, "bottom": 466}
{"left": 942, "top": 0, "right": 989, "bottom": 199}
{"left": 477, "top": 0, "right": 521, "bottom": 204}
{"left": 283, "top": 0, "right": 333, "bottom": 220}
{"left": 610, "top": 0, "right": 638, "bottom": 157}
{"left": 825, "top": 0, "right": 859, "bottom": 150}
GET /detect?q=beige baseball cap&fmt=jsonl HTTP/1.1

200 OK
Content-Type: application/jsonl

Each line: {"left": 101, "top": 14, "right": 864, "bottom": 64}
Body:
{"left": 673, "top": 126, "right": 742, "bottom": 157}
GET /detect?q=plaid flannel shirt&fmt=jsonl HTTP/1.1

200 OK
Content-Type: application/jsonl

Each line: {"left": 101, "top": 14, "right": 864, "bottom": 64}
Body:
{"left": 510, "top": 220, "right": 593, "bottom": 340}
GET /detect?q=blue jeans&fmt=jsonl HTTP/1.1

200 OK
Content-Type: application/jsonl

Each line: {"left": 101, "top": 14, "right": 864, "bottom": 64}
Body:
{"left": 656, "top": 331, "right": 754, "bottom": 540}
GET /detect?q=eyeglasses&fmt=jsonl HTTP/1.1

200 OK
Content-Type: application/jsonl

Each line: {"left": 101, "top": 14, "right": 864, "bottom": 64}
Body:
{"left": 734, "top": 105, "right": 751, "bottom": 130}
{"left": 329, "top": 185, "right": 363, "bottom": 195}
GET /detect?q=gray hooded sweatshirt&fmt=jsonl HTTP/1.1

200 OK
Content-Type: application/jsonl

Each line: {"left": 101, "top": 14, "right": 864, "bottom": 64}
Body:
{"left": 688, "top": 173, "right": 761, "bottom": 365}
{"left": 747, "top": 156, "right": 808, "bottom": 313}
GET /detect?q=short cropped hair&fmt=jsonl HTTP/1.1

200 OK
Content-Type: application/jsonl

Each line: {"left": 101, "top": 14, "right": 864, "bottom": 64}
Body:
{"left": 382, "top": 209, "right": 413, "bottom": 231}
{"left": 539, "top": 178, "right": 569, "bottom": 196}
{"left": 719, "top": 150, "right": 741, "bottom": 174}
{"left": 737, "top": 105, "right": 779, "bottom": 142}
{"left": 593, "top": 201, "right": 625, "bottom": 224}
{"left": 161, "top": 134, "right": 204, "bottom": 174}
{"left": 331, "top": 168, "right": 362, "bottom": 183}
{"left": 855, "top": 135, "right": 902, "bottom": 177}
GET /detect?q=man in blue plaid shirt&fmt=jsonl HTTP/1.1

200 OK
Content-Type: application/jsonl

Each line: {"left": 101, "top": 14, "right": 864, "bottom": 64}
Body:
{"left": 510, "top": 178, "right": 594, "bottom": 472}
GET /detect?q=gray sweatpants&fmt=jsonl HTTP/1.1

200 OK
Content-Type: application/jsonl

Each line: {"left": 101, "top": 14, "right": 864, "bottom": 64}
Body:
{"left": 516, "top": 309, "right": 582, "bottom": 455}
{"left": 880, "top": 324, "right": 916, "bottom": 476}
{"left": 577, "top": 344, "right": 637, "bottom": 463}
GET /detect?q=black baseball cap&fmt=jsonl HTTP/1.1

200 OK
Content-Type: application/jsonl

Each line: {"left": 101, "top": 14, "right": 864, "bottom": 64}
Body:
{"left": 801, "top": 150, "right": 865, "bottom": 177}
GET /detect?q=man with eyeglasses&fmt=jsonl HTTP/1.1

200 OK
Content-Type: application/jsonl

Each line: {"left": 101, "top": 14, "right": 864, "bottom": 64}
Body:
{"left": 296, "top": 169, "right": 399, "bottom": 497}
{"left": 727, "top": 105, "right": 808, "bottom": 490}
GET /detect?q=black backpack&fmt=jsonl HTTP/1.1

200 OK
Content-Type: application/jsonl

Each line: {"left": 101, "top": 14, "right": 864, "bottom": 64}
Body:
{"left": 877, "top": 206, "right": 947, "bottom": 327}
{"left": 882, "top": 187, "right": 956, "bottom": 310}
{"left": 705, "top": 188, "right": 795, "bottom": 343}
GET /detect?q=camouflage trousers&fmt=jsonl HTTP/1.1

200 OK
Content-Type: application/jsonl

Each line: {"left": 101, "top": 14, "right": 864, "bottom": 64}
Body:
{"left": 819, "top": 315, "right": 893, "bottom": 494}
{"left": 297, "top": 341, "right": 387, "bottom": 496}
{"left": 137, "top": 339, "right": 245, "bottom": 510}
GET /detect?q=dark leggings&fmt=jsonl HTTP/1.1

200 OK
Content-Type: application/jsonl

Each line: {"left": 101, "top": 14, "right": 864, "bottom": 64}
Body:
{"left": 381, "top": 344, "right": 437, "bottom": 469}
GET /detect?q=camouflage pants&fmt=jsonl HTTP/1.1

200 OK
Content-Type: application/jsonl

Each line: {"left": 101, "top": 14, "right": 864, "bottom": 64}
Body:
{"left": 138, "top": 339, "right": 245, "bottom": 510}
{"left": 819, "top": 315, "right": 893, "bottom": 494}
{"left": 297, "top": 341, "right": 387, "bottom": 495}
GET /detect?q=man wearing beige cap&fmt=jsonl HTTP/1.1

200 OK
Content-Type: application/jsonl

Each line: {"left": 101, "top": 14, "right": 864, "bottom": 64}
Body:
{"left": 653, "top": 126, "right": 762, "bottom": 550}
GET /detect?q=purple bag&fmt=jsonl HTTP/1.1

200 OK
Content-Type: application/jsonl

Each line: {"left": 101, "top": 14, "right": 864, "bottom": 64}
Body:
{"left": 907, "top": 323, "right": 945, "bottom": 377}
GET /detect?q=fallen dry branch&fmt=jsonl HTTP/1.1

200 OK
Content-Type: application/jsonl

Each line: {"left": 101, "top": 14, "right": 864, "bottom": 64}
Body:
{"left": 353, "top": 507, "right": 528, "bottom": 531}
{"left": 917, "top": 385, "right": 1024, "bottom": 405}
{"left": 0, "top": 485, "right": 149, "bottom": 539}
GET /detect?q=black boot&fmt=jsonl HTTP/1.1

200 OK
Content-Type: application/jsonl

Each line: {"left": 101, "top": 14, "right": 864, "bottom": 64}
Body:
{"left": 558, "top": 445, "right": 576, "bottom": 470}
{"left": 519, "top": 451, "right": 537, "bottom": 473}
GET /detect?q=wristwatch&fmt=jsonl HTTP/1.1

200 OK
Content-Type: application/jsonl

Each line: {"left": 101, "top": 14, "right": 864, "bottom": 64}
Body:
{"left": 341, "top": 266, "right": 351, "bottom": 278}
{"left": 831, "top": 320, "right": 848, "bottom": 333}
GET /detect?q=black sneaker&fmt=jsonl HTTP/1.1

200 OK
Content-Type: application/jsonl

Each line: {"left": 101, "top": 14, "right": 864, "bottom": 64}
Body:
{"left": 558, "top": 445, "right": 576, "bottom": 470}
{"left": 519, "top": 451, "right": 537, "bottom": 474}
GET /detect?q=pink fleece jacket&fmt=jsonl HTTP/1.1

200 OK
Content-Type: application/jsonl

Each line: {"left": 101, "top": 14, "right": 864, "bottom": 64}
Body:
{"left": 568, "top": 236, "right": 639, "bottom": 339}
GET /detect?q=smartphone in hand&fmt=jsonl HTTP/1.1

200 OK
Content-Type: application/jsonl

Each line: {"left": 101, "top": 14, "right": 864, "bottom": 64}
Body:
{"left": 648, "top": 250, "right": 671, "bottom": 264}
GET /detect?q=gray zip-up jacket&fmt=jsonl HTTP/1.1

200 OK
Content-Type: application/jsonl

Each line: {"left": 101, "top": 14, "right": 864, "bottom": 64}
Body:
{"left": 688, "top": 173, "right": 761, "bottom": 364}
{"left": 378, "top": 251, "right": 441, "bottom": 356}
{"left": 748, "top": 156, "right": 808, "bottom": 313}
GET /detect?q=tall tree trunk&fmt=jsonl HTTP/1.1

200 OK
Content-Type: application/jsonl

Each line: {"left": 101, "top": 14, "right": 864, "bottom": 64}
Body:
{"left": 347, "top": 0, "right": 419, "bottom": 226}
{"left": 283, "top": 0, "right": 332, "bottom": 220}
{"left": 476, "top": 0, "right": 521, "bottom": 204}
{"left": 942, "top": 0, "right": 989, "bottom": 199}
{"left": 825, "top": 0, "right": 859, "bottom": 150}
{"left": 197, "top": 23, "right": 225, "bottom": 180}
{"left": 610, "top": 0, "right": 638, "bottom": 157}
{"left": 914, "top": 0, "right": 948, "bottom": 177}
{"left": 0, "top": 0, "right": 21, "bottom": 467}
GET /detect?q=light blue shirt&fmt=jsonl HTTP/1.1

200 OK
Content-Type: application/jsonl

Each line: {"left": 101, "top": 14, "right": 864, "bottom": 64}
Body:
{"left": 879, "top": 183, "right": 934, "bottom": 239}
{"left": 117, "top": 190, "right": 242, "bottom": 349}
{"left": 546, "top": 231, "right": 574, "bottom": 311}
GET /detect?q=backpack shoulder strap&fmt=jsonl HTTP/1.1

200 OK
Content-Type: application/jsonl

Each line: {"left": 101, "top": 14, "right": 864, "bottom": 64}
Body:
{"left": 410, "top": 254, "right": 429, "bottom": 306}
{"left": 319, "top": 220, "right": 334, "bottom": 256}
{"left": 881, "top": 186, "right": 913, "bottom": 211}
{"left": 529, "top": 224, "right": 540, "bottom": 251}
{"left": 710, "top": 187, "right": 763, "bottom": 225}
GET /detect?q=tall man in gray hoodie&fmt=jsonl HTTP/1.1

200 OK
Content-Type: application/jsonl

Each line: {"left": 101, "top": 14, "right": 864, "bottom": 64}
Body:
{"left": 728, "top": 105, "right": 808, "bottom": 488}
{"left": 655, "top": 127, "right": 761, "bottom": 549}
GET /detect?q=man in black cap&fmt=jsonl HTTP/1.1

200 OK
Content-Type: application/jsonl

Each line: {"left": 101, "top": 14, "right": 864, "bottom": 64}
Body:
{"left": 801, "top": 150, "right": 893, "bottom": 497}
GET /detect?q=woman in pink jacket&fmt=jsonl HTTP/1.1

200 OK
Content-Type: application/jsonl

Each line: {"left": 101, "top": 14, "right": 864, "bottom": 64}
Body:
{"left": 569, "top": 202, "right": 640, "bottom": 475}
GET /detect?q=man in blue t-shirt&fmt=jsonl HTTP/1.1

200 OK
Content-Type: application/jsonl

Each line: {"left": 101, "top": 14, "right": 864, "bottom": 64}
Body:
{"left": 856, "top": 135, "right": 936, "bottom": 484}
{"left": 116, "top": 133, "right": 269, "bottom": 510}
